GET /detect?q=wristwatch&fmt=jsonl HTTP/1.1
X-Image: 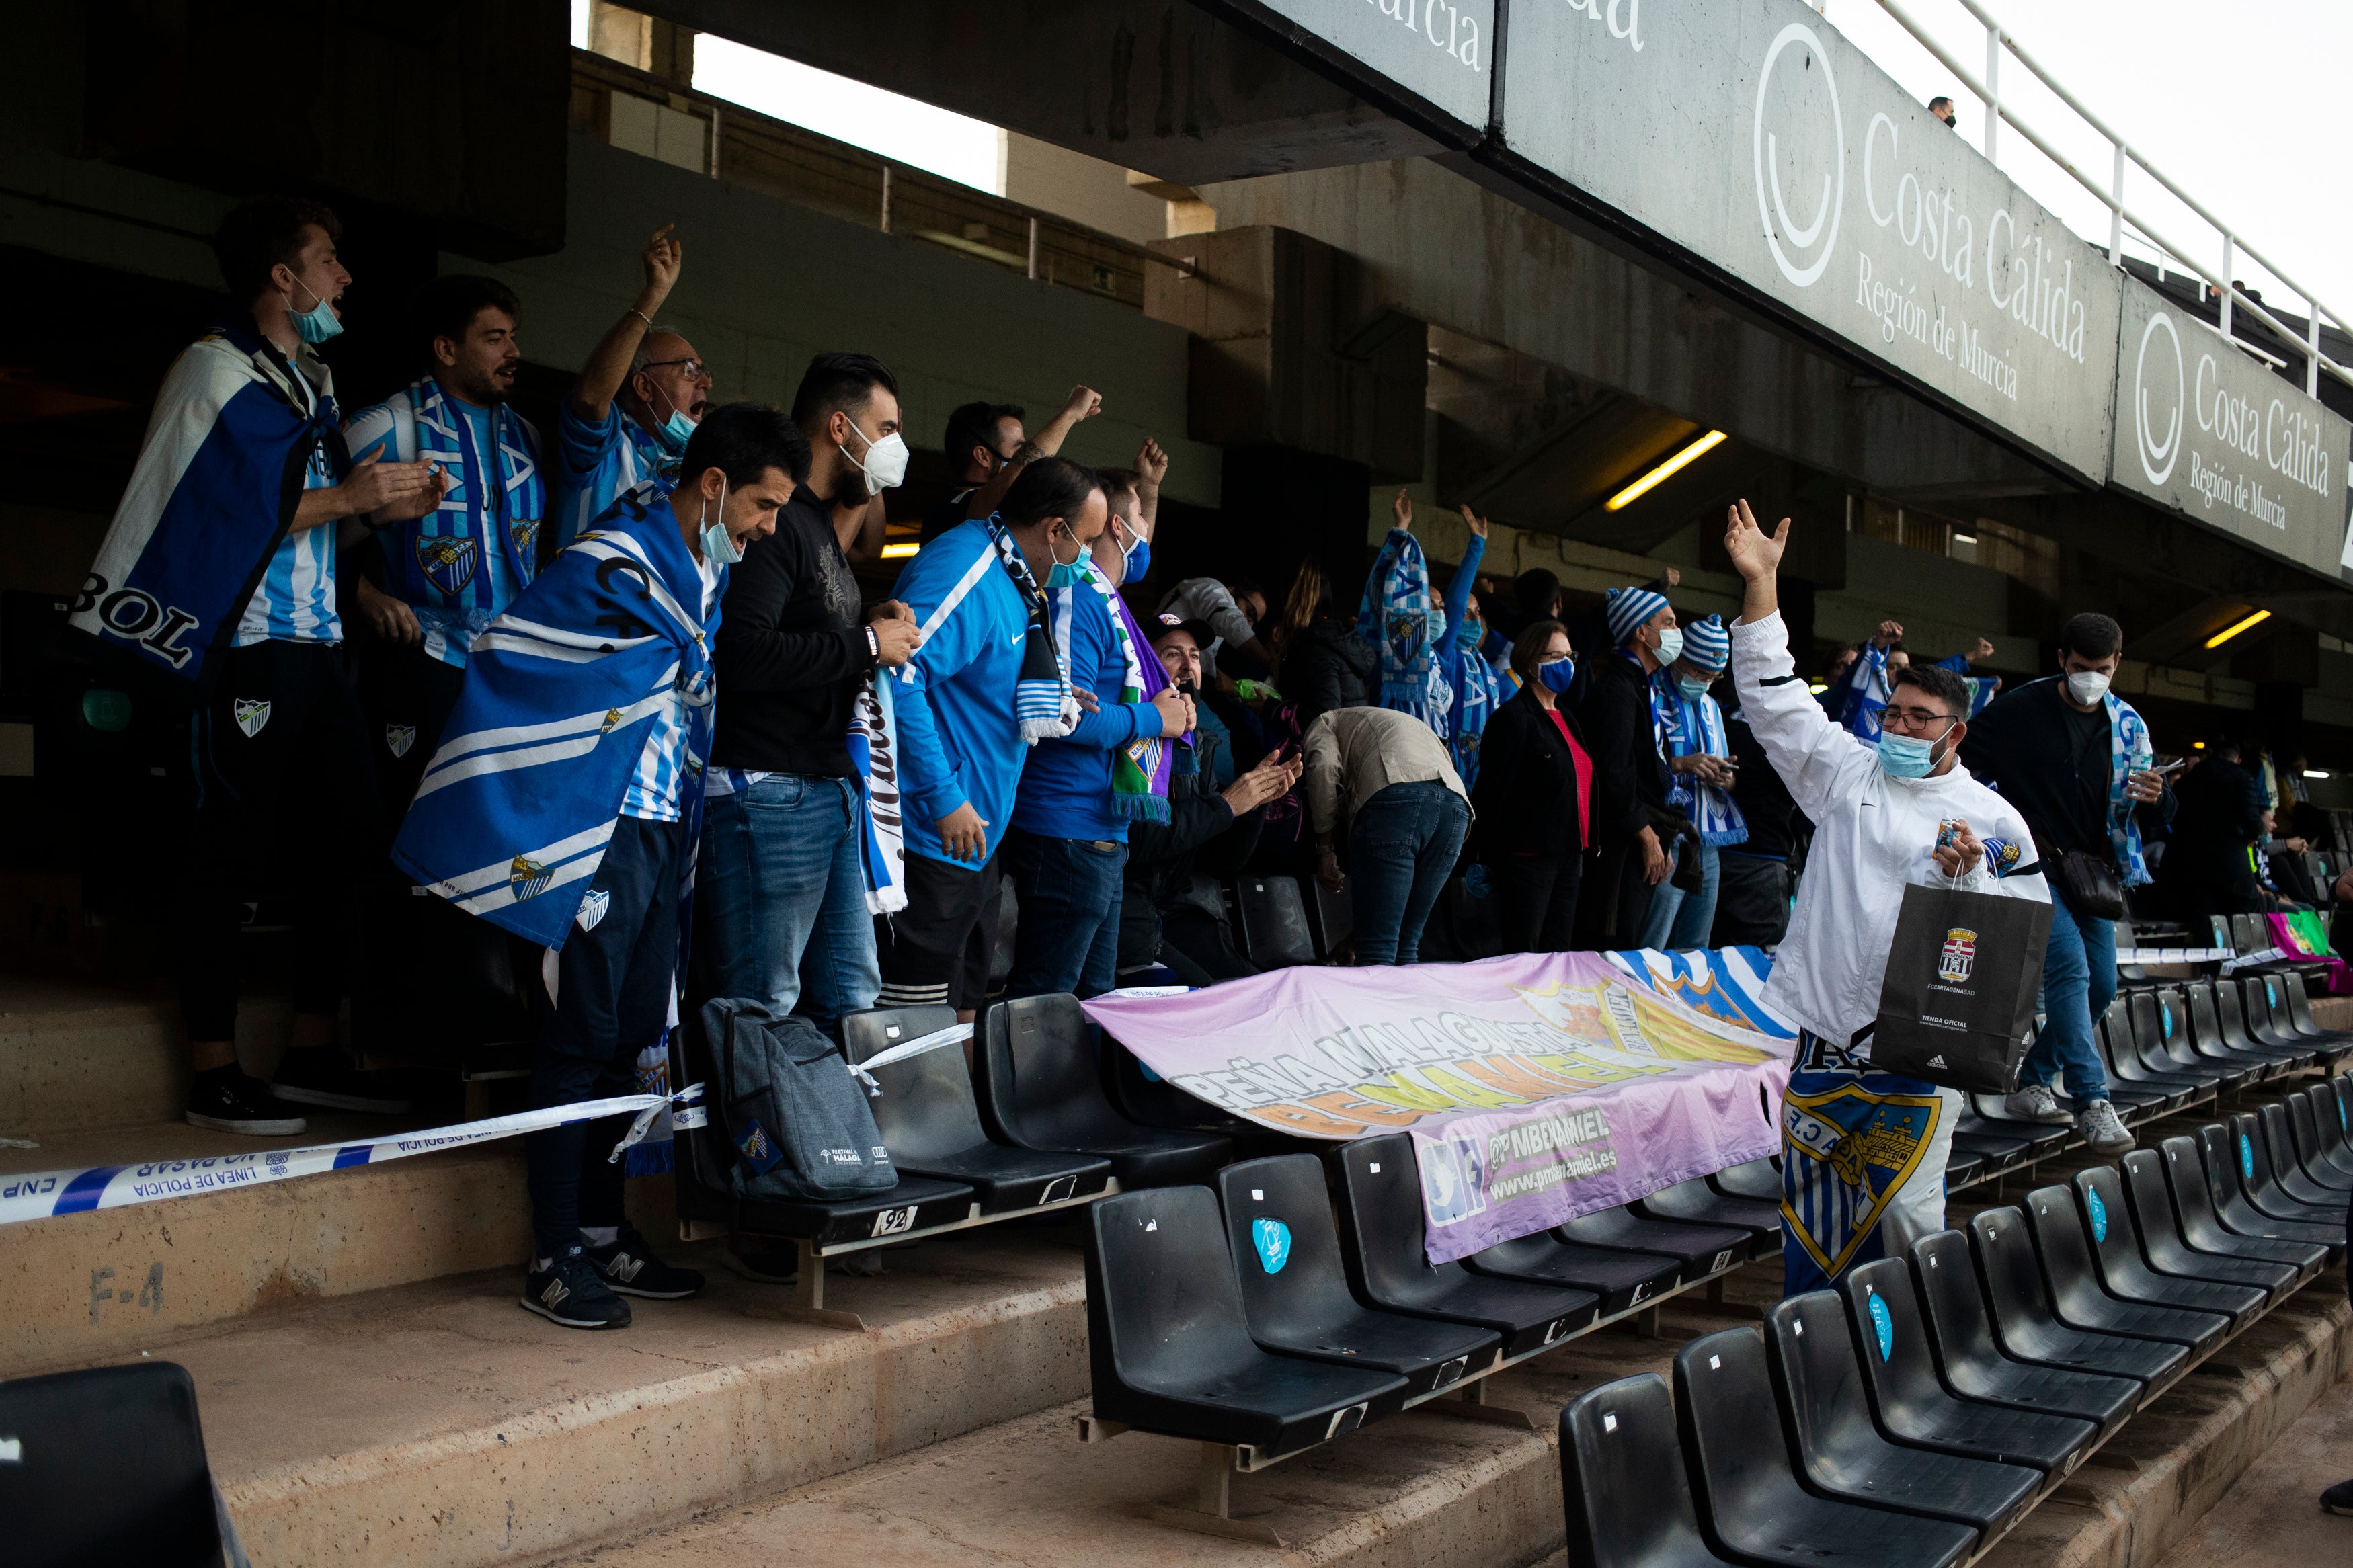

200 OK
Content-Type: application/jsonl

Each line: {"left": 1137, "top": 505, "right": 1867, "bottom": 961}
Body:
{"left": 865, "top": 625, "right": 879, "bottom": 661}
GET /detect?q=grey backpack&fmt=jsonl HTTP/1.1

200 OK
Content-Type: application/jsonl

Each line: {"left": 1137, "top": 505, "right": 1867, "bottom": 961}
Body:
{"left": 700, "top": 999, "right": 897, "bottom": 1202}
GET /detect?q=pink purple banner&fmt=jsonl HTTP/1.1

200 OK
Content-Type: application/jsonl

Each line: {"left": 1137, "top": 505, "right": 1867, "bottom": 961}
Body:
{"left": 1083, "top": 952, "right": 1792, "bottom": 1264}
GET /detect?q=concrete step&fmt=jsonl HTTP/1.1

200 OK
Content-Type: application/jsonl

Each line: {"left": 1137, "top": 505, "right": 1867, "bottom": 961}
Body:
{"left": 0, "top": 977, "right": 302, "bottom": 1137}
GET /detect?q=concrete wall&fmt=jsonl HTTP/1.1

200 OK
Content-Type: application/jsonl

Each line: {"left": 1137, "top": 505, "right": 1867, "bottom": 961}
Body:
{"left": 1000, "top": 133, "right": 1169, "bottom": 249}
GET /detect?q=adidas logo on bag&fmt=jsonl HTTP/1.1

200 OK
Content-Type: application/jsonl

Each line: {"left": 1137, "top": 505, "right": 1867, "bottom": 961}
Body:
{"left": 1926, "top": 1054, "right": 1946, "bottom": 1068}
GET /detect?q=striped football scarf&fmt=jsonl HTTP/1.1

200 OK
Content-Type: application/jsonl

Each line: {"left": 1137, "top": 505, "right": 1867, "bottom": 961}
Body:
{"left": 990, "top": 521, "right": 1077, "bottom": 743}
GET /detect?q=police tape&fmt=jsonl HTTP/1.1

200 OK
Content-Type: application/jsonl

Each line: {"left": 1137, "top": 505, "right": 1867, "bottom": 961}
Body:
{"left": 0, "top": 1085, "right": 705, "bottom": 1228}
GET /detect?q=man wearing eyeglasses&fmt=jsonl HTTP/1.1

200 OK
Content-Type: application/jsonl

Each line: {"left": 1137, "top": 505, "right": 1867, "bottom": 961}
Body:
{"left": 1723, "top": 500, "right": 2050, "bottom": 1294}
{"left": 551, "top": 224, "right": 710, "bottom": 548}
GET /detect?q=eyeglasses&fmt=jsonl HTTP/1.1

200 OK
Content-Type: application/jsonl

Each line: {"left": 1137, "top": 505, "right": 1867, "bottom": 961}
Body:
{"left": 1880, "top": 706, "right": 1960, "bottom": 737}
{"left": 641, "top": 357, "right": 709, "bottom": 382}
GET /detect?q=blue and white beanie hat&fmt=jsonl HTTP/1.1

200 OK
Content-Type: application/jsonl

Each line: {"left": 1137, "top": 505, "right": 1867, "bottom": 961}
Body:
{"left": 1605, "top": 585, "right": 1669, "bottom": 647}
{"left": 1681, "top": 614, "right": 1730, "bottom": 674}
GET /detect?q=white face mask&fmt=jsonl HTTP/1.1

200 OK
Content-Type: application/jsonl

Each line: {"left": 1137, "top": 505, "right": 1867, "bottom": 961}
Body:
{"left": 841, "top": 419, "right": 910, "bottom": 490}
{"left": 2065, "top": 669, "right": 2112, "bottom": 705}
{"left": 699, "top": 475, "right": 742, "bottom": 565}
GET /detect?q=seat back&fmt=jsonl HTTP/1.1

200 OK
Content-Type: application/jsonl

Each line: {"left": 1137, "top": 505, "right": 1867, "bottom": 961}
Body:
{"left": 2231, "top": 913, "right": 2264, "bottom": 955}
{"left": 2283, "top": 979, "right": 2325, "bottom": 1036}
{"left": 0, "top": 1362, "right": 225, "bottom": 1566}
{"left": 2073, "top": 1165, "right": 2152, "bottom": 1283}
{"left": 1968, "top": 1207, "right": 2059, "bottom": 1342}
{"left": 1560, "top": 1374, "right": 1726, "bottom": 1568}
{"left": 1909, "top": 1230, "right": 2007, "bottom": 1389}
{"left": 2118, "top": 1150, "right": 2201, "bottom": 1270}
{"left": 2157, "top": 1134, "right": 2241, "bottom": 1250}
{"left": 1083, "top": 1186, "right": 1263, "bottom": 1399}
{"left": 2098, "top": 1011, "right": 2151, "bottom": 1084}
{"left": 1674, "top": 1328, "right": 1804, "bottom": 1554}
{"left": 1330, "top": 1132, "right": 1469, "bottom": 1310}
{"left": 2210, "top": 981, "right": 2258, "bottom": 1050}
{"left": 1843, "top": 1258, "right": 1948, "bottom": 1423}
{"left": 1763, "top": 1292, "right": 1879, "bottom": 1476}
{"left": 2334, "top": 1076, "right": 2353, "bottom": 1141}
{"left": 978, "top": 993, "right": 1138, "bottom": 1150}
{"left": 1307, "top": 874, "right": 1354, "bottom": 961}
{"left": 2021, "top": 1184, "right": 2108, "bottom": 1320}
{"left": 2239, "top": 976, "right": 2288, "bottom": 1044}
{"left": 2241, "top": 1108, "right": 2317, "bottom": 1205}
{"left": 2305, "top": 1084, "right": 2351, "bottom": 1157}
{"left": 1234, "top": 876, "right": 1316, "bottom": 968}
{"left": 2264, "top": 1100, "right": 2323, "bottom": 1187}
{"left": 1217, "top": 1155, "right": 1370, "bottom": 1345}
{"left": 2149, "top": 988, "right": 2202, "bottom": 1070}
{"left": 842, "top": 1005, "right": 978, "bottom": 1163}
{"left": 2196, "top": 1122, "right": 2254, "bottom": 1208}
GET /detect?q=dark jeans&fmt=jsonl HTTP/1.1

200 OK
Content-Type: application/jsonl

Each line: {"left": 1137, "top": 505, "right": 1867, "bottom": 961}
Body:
{"left": 180, "top": 641, "right": 377, "bottom": 1041}
{"left": 527, "top": 814, "right": 684, "bottom": 1260}
{"left": 1349, "top": 781, "right": 1470, "bottom": 966}
{"left": 1159, "top": 905, "right": 1257, "bottom": 984}
{"left": 1574, "top": 840, "right": 1656, "bottom": 952}
{"left": 696, "top": 774, "right": 878, "bottom": 1034}
{"left": 1492, "top": 852, "right": 1581, "bottom": 953}
{"left": 1004, "top": 830, "right": 1127, "bottom": 999}
{"left": 1712, "top": 851, "right": 1792, "bottom": 948}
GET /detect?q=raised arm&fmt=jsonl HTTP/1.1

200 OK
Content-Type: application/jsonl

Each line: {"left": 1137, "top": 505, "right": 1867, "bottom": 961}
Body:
{"left": 1723, "top": 500, "right": 1876, "bottom": 819}
{"left": 963, "top": 384, "right": 1101, "bottom": 521}
{"left": 569, "top": 225, "right": 682, "bottom": 422}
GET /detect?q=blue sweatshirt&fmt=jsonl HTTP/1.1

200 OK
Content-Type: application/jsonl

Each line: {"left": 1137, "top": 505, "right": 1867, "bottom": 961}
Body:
{"left": 1012, "top": 581, "right": 1164, "bottom": 842}
{"left": 889, "top": 518, "right": 1036, "bottom": 867}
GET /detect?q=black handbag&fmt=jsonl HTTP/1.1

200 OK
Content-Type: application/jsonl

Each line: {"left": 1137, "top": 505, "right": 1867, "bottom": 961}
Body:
{"left": 1870, "top": 879, "right": 2054, "bottom": 1094}
{"left": 2046, "top": 846, "right": 2124, "bottom": 920}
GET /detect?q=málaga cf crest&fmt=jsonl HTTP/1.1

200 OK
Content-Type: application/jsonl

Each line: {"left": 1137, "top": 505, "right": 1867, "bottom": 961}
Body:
{"left": 415, "top": 534, "right": 479, "bottom": 595}
{"left": 510, "top": 854, "right": 554, "bottom": 900}
{"left": 1939, "top": 927, "right": 1977, "bottom": 984}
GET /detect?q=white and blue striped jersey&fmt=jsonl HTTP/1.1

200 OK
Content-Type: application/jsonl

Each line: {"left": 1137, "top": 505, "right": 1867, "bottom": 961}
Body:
{"left": 344, "top": 397, "right": 528, "bottom": 666}
{"left": 620, "top": 551, "right": 725, "bottom": 822}
{"left": 234, "top": 370, "right": 340, "bottom": 646}
{"left": 553, "top": 400, "right": 675, "bottom": 551}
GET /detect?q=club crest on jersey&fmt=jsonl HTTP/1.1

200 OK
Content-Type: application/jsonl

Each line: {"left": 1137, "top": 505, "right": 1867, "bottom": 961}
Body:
{"left": 510, "top": 854, "right": 554, "bottom": 900}
{"left": 599, "top": 707, "right": 623, "bottom": 735}
{"left": 232, "top": 698, "right": 271, "bottom": 738}
{"left": 1939, "top": 927, "right": 1977, "bottom": 983}
{"left": 385, "top": 724, "right": 415, "bottom": 758}
{"left": 511, "top": 518, "right": 539, "bottom": 563}
{"left": 415, "top": 534, "right": 479, "bottom": 595}
{"left": 575, "top": 889, "right": 610, "bottom": 931}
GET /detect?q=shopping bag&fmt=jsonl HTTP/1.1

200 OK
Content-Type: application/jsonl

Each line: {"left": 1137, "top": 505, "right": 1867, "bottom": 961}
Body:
{"left": 1870, "top": 879, "right": 2051, "bottom": 1093}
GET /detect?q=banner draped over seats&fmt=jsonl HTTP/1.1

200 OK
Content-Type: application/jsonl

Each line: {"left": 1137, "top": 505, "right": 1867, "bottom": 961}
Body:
{"left": 1084, "top": 952, "right": 1793, "bottom": 1264}
{"left": 1607, "top": 946, "right": 1796, "bottom": 1040}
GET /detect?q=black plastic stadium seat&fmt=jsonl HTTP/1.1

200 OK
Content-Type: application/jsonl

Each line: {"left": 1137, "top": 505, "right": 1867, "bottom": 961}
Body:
{"left": 0, "top": 1361, "right": 239, "bottom": 1567}
{"left": 1636, "top": 1175, "right": 1786, "bottom": 1249}
{"left": 1083, "top": 1186, "right": 1408, "bottom": 1458}
{"left": 2019, "top": 1187, "right": 2230, "bottom": 1354}
{"left": 1765, "top": 1293, "right": 2042, "bottom": 1534}
{"left": 2144, "top": 988, "right": 2250, "bottom": 1089}
{"left": 1468, "top": 1229, "right": 1682, "bottom": 1319}
{"left": 977, "top": 995, "right": 1230, "bottom": 1188}
{"left": 1556, "top": 1203, "right": 1757, "bottom": 1275}
{"left": 2068, "top": 1167, "right": 2268, "bottom": 1328}
{"left": 1675, "top": 1329, "right": 1976, "bottom": 1568}
{"left": 2186, "top": 982, "right": 2292, "bottom": 1080}
{"left": 2239, "top": 977, "right": 2319, "bottom": 1063}
{"left": 1965, "top": 1093, "right": 2071, "bottom": 1155}
{"left": 2204, "top": 979, "right": 2304, "bottom": 1071}
{"left": 2278, "top": 977, "right": 2353, "bottom": 1048}
{"left": 2151, "top": 1138, "right": 2330, "bottom": 1278}
{"left": 1841, "top": 1260, "right": 2092, "bottom": 1476}
{"left": 2196, "top": 1123, "right": 2344, "bottom": 1239}
{"left": 1331, "top": 1133, "right": 1598, "bottom": 1357}
{"left": 1709, "top": 1157, "right": 1782, "bottom": 1204}
{"left": 2293, "top": 1087, "right": 2353, "bottom": 1180}
{"left": 1559, "top": 1374, "right": 1747, "bottom": 1568}
{"left": 2114, "top": 1151, "right": 2298, "bottom": 1296}
{"left": 2129, "top": 992, "right": 2229, "bottom": 1092}
{"left": 1216, "top": 1155, "right": 1499, "bottom": 1397}
{"left": 1944, "top": 1146, "right": 1989, "bottom": 1189}
{"left": 2261, "top": 1102, "right": 2353, "bottom": 1197}
{"left": 844, "top": 1005, "right": 1113, "bottom": 1213}
{"left": 1907, "top": 1232, "right": 2142, "bottom": 1433}
{"left": 1968, "top": 1209, "right": 2188, "bottom": 1387}
{"left": 1234, "top": 876, "right": 1317, "bottom": 968}
{"left": 1306, "top": 875, "right": 1353, "bottom": 962}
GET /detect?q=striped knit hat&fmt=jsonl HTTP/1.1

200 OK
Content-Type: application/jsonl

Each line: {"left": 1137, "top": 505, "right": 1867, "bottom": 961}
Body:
{"left": 1681, "top": 614, "right": 1730, "bottom": 673}
{"left": 1605, "top": 585, "right": 1669, "bottom": 647}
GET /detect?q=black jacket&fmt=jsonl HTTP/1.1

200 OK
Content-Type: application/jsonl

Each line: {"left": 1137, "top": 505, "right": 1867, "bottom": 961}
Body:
{"left": 709, "top": 487, "right": 875, "bottom": 776}
{"left": 1472, "top": 684, "right": 1591, "bottom": 861}
{"left": 2158, "top": 757, "right": 2266, "bottom": 897}
{"left": 1285, "top": 618, "right": 1374, "bottom": 735}
{"left": 1722, "top": 713, "right": 1798, "bottom": 860}
{"left": 1119, "top": 731, "right": 1263, "bottom": 962}
{"left": 1960, "top": 676, "right": 2174, "bottom": 863}
{"left": 1577, "top": 652, "right": 1669, "bottom": 850}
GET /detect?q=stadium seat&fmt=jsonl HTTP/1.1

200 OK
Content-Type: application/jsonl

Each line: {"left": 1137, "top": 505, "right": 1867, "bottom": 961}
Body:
{"left": 1556, "top": 1203, "right": 1757, "bottom": 1274}
{"left": 1907, "top": 1232, "right": 2143, "bottom": 1432}
{"left": 977, "top": 995, "right": 1231, "bottom": 1188}
{"left": 1558, "top": 1374, "right": 1746, "bottom": 1568}
{"left": 1963, "top": 1092, "right": 2071, "bottom": 1157}
{"left": 0, "top": 1360, "right": 242, "bottom": 1568}
{"left": 2068, "top": 1166, "right": 2269, "bottom": 1327}
{"left": 2122, "top": 993, "right": 2227, "bottom": 1097}
{"left": 1708, "top": 1157, "right": 1782, "bottom": 1204}
{"left": 2144, "top": 987, "right": 2254, "bottom": 1091}
{"left": 1967, "top": 1209, "right": 2187, "bottom": 1387}
{"left": 1215, "top": 1155, "right": 1499, "bottom": 1397}
{"left": 1634, "top": 1175, "right": 1786, "bottom": 1250}
{"left": 1306, "top": 874, "right": 1353, "bottom": 962}
{"left": 2187, "top": 980, "right": 2295, "bottom": 1079}
{"left": 2151, "top": 1138, "right": 2330, "bottom": 1278}
{"left": 2018, "top": 1186, "right": 2230, "bottom": 1354}
{"left": 2239, "top": 976, "right": 2314, "bottom": 1057}
{"left": 1330, "top": 1134, "right": 1599, "bottom": 1356}
{"left": 1840, "top": 1260, "right": 2093, "bottom": 1475}
{"left": 1764, "top": 1292, "right": 2042, "bottom": 1534}
{"left": 2085, "top": 1016, "right": 2177, "bottom": 1120}
{"left": 1083, "top": 1186, "right": 1408, "bottom": 1458}
{"left": 1944, "top": 1145, "right": 1989, "bottom": 1189}
{"left": 1467, "top": 1229, "right": 1682, "bottom": 1319}
{"left": 2292, "top": 1086, "right": 2353, "bottom": 1180}
{"left": 2215, "top": 979, "right": 2313, "bottom": 1069}
{"left": 1674, "top": 1329, "right": 1976, "bottom": 1568}
{"left": 2198, "top": 1122, "right": 2343, "bottom": 1236}
{"left": 1233, "top": 876, "right": 1317, "bottom": 969}
{"left": 844, "top": 1006, "right": 1113, "bottom": 1213}
{"left": 2115, "top": 1150, "right": 2302, "bottom": 1294}
{"left": 2277, "top": 976, "right": 2353, "bottom": 1048}
{"left": 2258, "top": 1102, "right": 2352, "bottom": 1198}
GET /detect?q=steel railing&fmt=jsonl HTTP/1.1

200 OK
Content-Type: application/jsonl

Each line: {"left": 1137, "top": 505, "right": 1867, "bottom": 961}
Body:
{"left": 1875, "top": 0, "right": 2350, "bottom": 400}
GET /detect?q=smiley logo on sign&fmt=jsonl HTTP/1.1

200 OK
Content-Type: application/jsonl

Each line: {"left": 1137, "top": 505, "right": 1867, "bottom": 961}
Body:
{"left": 2134, "top": 309, "right": 2186, "bottom": 485}
{"left": 1753, "top": 22, "right": 1846, "bottom": 289}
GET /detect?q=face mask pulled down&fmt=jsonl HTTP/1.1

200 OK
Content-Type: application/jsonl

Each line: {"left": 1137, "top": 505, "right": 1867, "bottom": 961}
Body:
{"left": 699, "top": 475, "right": 741, "bottom": 565}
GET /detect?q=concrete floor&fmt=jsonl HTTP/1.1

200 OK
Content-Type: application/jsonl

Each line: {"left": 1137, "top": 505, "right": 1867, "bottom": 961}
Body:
{"left": 2152, "top": 1369, "right": 2353, "bottom": 1568}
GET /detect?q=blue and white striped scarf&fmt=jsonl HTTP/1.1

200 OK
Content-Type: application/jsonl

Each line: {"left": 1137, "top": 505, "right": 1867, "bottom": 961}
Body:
{"left": 1359, "top": 526, "right": 1451, "bottom": 728}
{"left": 1654, "top": 673, "right": 1749, "bottom": 848}
{"left": 391, "top": 484, "right": 719, "bottom": 950}
{"left": 846, "top": 671, "right": 908, "bottom": 913}
{"left": 1445, "top": 626, "right": 1501, "bottom": 790}
{"left": 1842, "top": 644, "right": 1892, "bottom": 745}
{"left": 2104, "top": 690, "right": 2155, "bottom": 888}
{"left": 383, "top": 375, "right": 545, "bottom": 617}
{"left": 989, "top": 521, "right": 1078, "bottom": 743}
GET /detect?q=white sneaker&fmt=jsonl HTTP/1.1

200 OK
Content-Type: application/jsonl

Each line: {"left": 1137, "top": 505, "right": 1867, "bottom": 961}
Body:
{"left": 2077, "top": 1098, "right": 2135, "bottom": 1155}
{"left": 2003, "top": 1083, "right": 2071, "bottom": 1124}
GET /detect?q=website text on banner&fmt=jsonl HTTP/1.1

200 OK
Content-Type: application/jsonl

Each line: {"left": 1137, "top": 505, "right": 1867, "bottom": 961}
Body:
{"left": 1083, "top": 952, "right": 1792, "bottom": 1265}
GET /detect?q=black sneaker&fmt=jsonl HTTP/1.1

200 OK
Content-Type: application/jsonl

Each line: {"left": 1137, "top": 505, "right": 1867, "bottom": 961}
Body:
{"left": 520, "top": 1249, "right": 632, "bottom": 1329}
{"left": 186, "top": 1071, "right": 307, "bottom": 1136}
{"left": 2323, "top": 1477, "right": 2353, "bottom": 1516}
{"left": 272, "top": 1049, "right": 415, "bottom": 1114}
{"left": 587, "top": 1225, "right": 706, "bottom": 1299}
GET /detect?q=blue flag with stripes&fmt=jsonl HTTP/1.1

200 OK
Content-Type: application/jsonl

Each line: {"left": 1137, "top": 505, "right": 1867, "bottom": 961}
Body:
{"left": 392, "top": 483, "right": 717, "bottom": 950}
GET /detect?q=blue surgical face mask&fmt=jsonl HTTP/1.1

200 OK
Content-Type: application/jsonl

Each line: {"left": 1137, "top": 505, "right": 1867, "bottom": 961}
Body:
{"left": 1878, "top": 731, "right": 1939, "bottom": 778}
{"left": 649, "top": 380, "right": 698, "bottom": 455}
{"left": 1456, "top": 616, "right": 1484, "bottom": 651}
{"left": 698, "top": 476, "right": 740, "bottom": 565}
{"left": 1652, "top": 624, "right": 1684, "bottom": 667}
{"left": 1677, "top": 673, "right": 1713, "bottom": 700}
{"left": 286, "top": 276, "right": 342, "bottom": 345}
{"left": 1537, "top": 657, "right": 1577, "bottom": 695}
{"left": 1045, "top": 524, "right": 1088, "bottom": 587}
{"left": 1115, "top": 518, "right": 1150, "bottom": 583}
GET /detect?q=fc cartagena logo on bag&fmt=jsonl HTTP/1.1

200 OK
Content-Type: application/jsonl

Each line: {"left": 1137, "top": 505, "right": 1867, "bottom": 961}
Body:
{"left": 1938, "top": 927, "right": 1978, "bottom": 984}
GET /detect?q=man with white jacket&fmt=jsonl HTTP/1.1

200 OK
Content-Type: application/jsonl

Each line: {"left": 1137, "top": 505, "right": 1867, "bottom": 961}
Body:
{"left": 1723, "top": 501, "right": 2050, "bottom": 1294}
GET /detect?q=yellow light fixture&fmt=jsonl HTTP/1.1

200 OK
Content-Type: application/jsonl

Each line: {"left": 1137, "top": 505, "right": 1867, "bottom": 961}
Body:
{"left": 880, "top": 542, "right": 920, "bottom": 560}
{"left": 1605, "top": 429, "right": 1727, "bottom": 511}
{"left": 2202, "top": 608, "right": 2271, "bottom": 649}
{"left": 2192, "top": 741, "right": 2206, "bottom": 751}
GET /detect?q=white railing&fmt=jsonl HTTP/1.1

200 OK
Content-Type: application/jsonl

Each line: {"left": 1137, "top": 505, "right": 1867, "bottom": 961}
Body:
{"left": 1875, "top": 0, "right": 2350, "bottom": 400}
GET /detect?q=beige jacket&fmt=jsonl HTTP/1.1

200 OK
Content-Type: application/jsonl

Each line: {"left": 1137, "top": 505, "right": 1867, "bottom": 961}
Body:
{"left": 1303, "top": 706, "right": 1470, "bottom": 833}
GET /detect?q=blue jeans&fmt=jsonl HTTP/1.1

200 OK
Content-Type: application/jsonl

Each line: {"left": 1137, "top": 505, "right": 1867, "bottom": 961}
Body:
{"left": 2021, "top": 881, "right": 2112, "bottom": 1103}
{"left": 696, "top": 775, "right": 879, "bottom": 1034}
{"left": 1004, "top": 829, "right": 1127, "bottom": 998}
{"left": 1351, "top": 781, "right": 1471, "bottom": 966}
{"left": 1638, "top": 841, "right": 1722, "bottom": 950}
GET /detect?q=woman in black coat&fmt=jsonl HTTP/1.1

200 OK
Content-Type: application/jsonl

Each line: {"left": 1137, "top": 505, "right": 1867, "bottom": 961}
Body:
{"left": 1471, "top": 620, "right": 1596, "bottom": 953}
